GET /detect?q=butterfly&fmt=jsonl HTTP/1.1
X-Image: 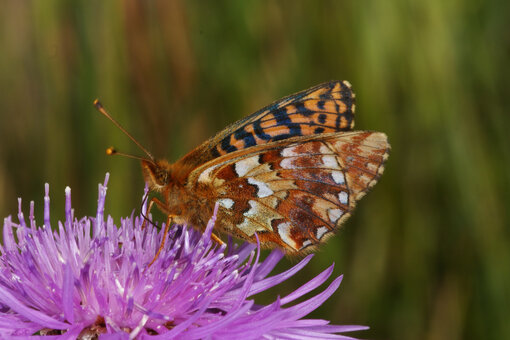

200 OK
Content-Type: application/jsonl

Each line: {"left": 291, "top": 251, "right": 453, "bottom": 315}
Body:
{"left": 95, "top": 81, "right": 390, "bottom": 261}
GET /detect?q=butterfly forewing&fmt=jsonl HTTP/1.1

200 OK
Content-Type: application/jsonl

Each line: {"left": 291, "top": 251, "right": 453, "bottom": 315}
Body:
{"left": 176, "top": 81, "right": 356, "bottom": 172}
{"left": 189, "top": 131, "right": 389, "bottom": 253}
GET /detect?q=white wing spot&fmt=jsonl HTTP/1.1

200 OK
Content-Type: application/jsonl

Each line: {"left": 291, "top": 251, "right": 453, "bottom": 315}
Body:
{"left": 243, "top": 200, "right": 258, "bottom": 217}
{"left": 316, "top": 226, "right": 329, "bottom": 240}
{"left": 277, "top": 222, "right": 298, "bottom": 250}
{"left": 235, "top": 155, "right": 261, "bottom": 177}
{"left": 331, "top": 171, "right": 345, "bottom": 184}
{"left": 280, "top": 158, "right": 295, "bottom": 169}
{"left": 247, "top": 177, "right": 273, "bottom": 198}
{"left": 281, "top": 144, "right": 299, "bottom": 157}
{"left": 328, "top": 209, "right": 343, "bottom": 223}
{"left": 319, "top": 144, "right": 331, "bottom": 154}
{"left": 217, "top": 198, "right": 234, "bottom": 209}
{"left": 338, "top": 191, "right": 348, "bottom": 205}
{"left": 237, "top": 200, "right": 267, "bottom": 236}
{"left": 198, "top": 164, "right": 220, "bottom": 183}
{"left": 301, "top": 239, "right": 313, "bottom": 248}
{"left": 322, "top": 155, "right": 339, "bottom": 168}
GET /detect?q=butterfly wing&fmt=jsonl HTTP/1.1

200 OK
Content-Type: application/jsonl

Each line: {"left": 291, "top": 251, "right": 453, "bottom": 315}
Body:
{"left": 189, "top": 131, "right": 390, "bottom": 253}
{"left": 176, "top": 81, "right": 355, "bottom": 173}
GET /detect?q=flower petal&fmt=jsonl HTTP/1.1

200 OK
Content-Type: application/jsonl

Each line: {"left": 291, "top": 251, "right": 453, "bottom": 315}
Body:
{"left": 62, "top": 263, "right": 74, "bottom": 324}
{"left": 0, "top": 286, "right": 68, "bottom": 329}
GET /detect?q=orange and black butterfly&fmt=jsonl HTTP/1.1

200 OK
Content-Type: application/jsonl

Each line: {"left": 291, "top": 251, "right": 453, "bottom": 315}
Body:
{"left": 95, "top": 81, "right": 390, "bottom": 259}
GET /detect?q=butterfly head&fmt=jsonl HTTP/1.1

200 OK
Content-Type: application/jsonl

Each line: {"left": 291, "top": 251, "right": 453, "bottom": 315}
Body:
{"left": 142, "top": 159, "right": 172, "bottom": 192}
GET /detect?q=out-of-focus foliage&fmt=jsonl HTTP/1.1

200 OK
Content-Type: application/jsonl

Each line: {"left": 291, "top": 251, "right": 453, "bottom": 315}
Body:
{"left": 0, "top": 1, "right": 509, "bottom": 339}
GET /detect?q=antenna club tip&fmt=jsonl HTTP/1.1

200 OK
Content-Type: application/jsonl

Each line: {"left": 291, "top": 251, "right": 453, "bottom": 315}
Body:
{"left": 93, "top": 99, "right": 103, "bottom": 109}
{"left": 106, "top": 147, "right": 117, "bottom": 155}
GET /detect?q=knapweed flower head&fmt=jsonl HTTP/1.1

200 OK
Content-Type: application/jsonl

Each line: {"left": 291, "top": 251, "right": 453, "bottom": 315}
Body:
{"left": 0, "top": 174, "right": 367, "bottom": 339}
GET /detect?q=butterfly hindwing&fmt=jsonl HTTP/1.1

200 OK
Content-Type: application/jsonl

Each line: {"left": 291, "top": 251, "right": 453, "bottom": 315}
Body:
{"left": 190, "top": 131, "right": 389, "bottom": 253}
{"left": 176, "top": 81, "right": 355, "bottom": 172}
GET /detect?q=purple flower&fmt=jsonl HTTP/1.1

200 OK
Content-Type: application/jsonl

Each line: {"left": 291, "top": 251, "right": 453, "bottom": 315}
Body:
{"left": 0, "top": 174, "right": 367, "bottom": 339}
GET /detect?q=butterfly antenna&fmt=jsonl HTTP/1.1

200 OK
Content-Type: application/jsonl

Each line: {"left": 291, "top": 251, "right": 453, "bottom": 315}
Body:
{"left": 93, "top": 99, "right": 155, "bottom": 162}
{"left": 105, "top": 146, "right": 151, "bottom": 161}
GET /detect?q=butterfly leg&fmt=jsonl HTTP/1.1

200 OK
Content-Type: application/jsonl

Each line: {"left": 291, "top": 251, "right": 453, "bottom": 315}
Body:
{"left": 210, "top": 232, "right": 225, "bottom": 246}
{"left": 142, "top": 197, "right": 167, "bottom": 229}
{"left": 148, "top": 214, "right": 175, "bottom": 267}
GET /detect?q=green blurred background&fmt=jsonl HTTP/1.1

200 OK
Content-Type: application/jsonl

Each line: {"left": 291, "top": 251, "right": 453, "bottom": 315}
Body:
{"left": 1, "top": 1, "right": 509, "bottom": 339}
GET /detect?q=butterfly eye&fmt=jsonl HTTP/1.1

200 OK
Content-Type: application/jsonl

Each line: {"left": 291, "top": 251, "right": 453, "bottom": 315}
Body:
{"left": 142, "top": 160, "right": 170, "bottom": 190}
{"left": 155, "top": 167, "right": 169, "bottom": 186}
